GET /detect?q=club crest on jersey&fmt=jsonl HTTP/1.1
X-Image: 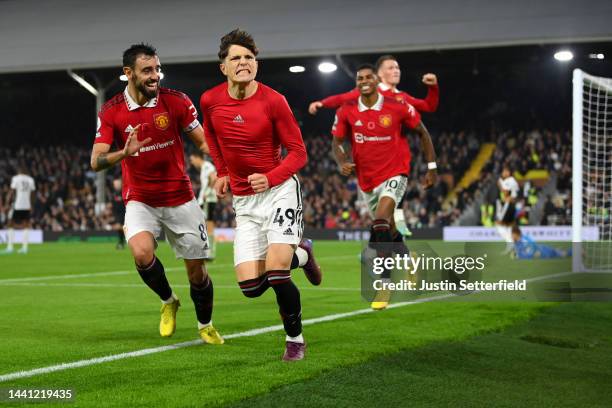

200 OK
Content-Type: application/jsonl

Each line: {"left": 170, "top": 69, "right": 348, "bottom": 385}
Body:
{"left": 154, "top": 112, "right": 170, "bottom": 130}
{"left": 379, "top": 114, "right": 392, "bottom": 128}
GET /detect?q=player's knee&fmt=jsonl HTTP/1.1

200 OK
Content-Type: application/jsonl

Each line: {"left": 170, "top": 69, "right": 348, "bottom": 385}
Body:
{"left": 238, "top": 275, "right": 269, "bottom": 298}
{"left": 132, "top": 247, "right": 154, "bottom": 267}
{"left": 186, "top": 262, "right": 206, "bottom": 284}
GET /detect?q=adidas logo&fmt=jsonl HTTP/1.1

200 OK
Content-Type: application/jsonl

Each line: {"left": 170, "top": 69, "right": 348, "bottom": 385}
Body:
{"left": 354, "top": 120, "right": 363, "bottom": 126}
{"left": 233, "top": 114, "right": 245, "bottom": 124}
{"left": 125, "top": 124, "right": 135, "bottom": 133}
{"left": 283, "top": 228, "right": 294, "bottom": 236}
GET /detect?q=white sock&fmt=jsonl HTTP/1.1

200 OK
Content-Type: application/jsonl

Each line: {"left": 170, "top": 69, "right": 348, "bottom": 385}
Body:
{"left": 7, "top": 228, "right": 14, "bottom": 250}
{"left": 504, "top": 227, "right": 513, "bottom": 243}
{"left": 198, "top": 320, "right": 212, "bottom": 330}
{"left": 286, "top": 333, "right": 304, "bottom": 343}
{"left": 22, "top": 229, "right": 29, "bottom": 251}
{"left": 495, "top": 225, "right": 512, "bottom": 242}
{"left": 162, "top": 292, "right": 178, "bottom": 304}
{"left": 295, "top": 247, "right": 308, "bottom": 267}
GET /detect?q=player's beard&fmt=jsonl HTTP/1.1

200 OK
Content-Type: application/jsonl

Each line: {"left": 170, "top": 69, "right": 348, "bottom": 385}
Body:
{"left": 134, "top": 75, "right": 159, "bottom": 99}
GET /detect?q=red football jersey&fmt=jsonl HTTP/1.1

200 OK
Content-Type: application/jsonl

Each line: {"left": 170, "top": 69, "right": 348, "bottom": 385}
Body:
{"left": 200, "top": 82, "right": 307, "bottom": 196}
{"left": 94, "top": 87, "right": 200, "bottom": 207}
{"left": 321, "top": 83, "right": 439, "bottom": 113}
{"left": 332, "top": 93, "right": 421, "bottom": 192}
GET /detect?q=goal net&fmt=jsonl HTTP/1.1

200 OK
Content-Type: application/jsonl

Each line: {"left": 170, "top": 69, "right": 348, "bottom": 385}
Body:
{"left": 572, "top": 69, "right": 612, "bottom": 272}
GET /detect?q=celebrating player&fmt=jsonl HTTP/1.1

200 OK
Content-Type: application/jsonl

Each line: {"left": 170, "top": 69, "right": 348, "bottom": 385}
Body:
{"left": 310, "top": 55, "right": 439, "bottom": 237}
{"left": 90, "top": 43, "right": 223, "bottom": 344}
{"left": 189, "top": 151, "right": 219, "bottom": 260}
{"left": 2, "top": 165, "right": 36, "bottom": 254}
{"left": 309, "top": 54, "right": 439, "bottom": 115}
{"left": 200, "top": 29, "right": 322, "bottom": 361}
{"left": 331, "top": 64, "right": 437, "bottom": 310}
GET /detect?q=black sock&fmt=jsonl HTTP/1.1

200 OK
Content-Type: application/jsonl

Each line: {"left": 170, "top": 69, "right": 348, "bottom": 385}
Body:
{"left": 136, "top": 256, "right": 172, "bottom": 301}
{"left": 268, "top": 270, "right": 302, "bottom": 337}
{"left": 190, "top": 275, "right": 213, "bottom": 325}
{"left": 238, "top": 273, "right": 270, "bottom": 298}
{"left": 392, "top": 231, "right": 410, "bottom": 256}
{"left": 371, "top": 220, "right": 393, "bottom": 280}
{"left": 117, "top": 229, "right": 125, "bottom": 246}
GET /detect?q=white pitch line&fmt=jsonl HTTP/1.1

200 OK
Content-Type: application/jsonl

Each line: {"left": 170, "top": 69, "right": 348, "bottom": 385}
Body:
{"left": 0, "top": 271, "right": 575, "bottom": 383}
{"left": 0, "top": 255, "right": 356, "bottom": 284}
{"left": 0, "top": 293, "right": 449, "bottom": 383}
{"left": 0, "top": 281, "right": 361, "bottom": 292}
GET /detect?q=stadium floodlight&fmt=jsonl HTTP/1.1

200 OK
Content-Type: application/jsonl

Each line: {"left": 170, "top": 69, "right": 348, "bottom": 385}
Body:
{"left": 289, "top": 65, "right": 305, "bottom": 73}
{"left": 318, "top": 62, "right": 337, "bottom": 73}
{"left": 554, "top": 50, "right": 573, "bottom": 62}
{"left": 572, "top": 69, "right": 612, "bottom": 272}
{"left": 588, "top": 53, "right": 605, "bottom": 60}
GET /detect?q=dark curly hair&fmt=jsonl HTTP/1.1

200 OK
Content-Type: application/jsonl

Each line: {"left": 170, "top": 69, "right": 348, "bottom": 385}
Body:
{"left": 218, "top": 29, "right": 259, "bottom": 61}
{"left": 122, "top": 43, "right": 157, "bottom": 68}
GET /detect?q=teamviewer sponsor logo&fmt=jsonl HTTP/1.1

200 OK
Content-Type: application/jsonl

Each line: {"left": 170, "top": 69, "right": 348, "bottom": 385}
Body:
{"left": 354, "top": 132, "right": 391, "bottom": 144}
{"left": 139, "top": 139, "right": 175, "bottom": 153}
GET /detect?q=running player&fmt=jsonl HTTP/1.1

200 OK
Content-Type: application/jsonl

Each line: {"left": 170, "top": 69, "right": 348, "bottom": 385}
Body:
{"left": 200, "top": 29, "right": 322, "bottom": 361}
{"left": 310, "top": 55, "right": 439, "bottom": 237}
{"left": 331, "top": 64, "right": 438, "bottom": 310}
{"left": 91, "top": 43, "right": 223, "bottom": 344}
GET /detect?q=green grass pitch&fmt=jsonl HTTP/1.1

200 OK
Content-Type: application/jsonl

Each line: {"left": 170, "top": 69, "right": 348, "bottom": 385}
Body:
{"left": 0, "top": 241, "right": 610, "bottom": 407}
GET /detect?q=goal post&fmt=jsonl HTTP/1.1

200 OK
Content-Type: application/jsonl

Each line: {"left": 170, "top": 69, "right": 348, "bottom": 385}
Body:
{"left": 572, "top": 69, "right": 612, "bottom": 272}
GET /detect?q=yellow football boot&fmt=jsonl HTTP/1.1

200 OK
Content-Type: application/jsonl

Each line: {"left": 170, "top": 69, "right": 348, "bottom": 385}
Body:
{"left": 159, "top": 299, "right": 180, "bottom": 337}
{"left": 198, "top": 325, "right": 225, "bottom": 345}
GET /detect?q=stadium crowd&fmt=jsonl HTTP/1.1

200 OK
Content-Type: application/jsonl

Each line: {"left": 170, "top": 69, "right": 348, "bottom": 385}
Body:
{"left": 0, "top": 129, "right": 572, "bottom": 231}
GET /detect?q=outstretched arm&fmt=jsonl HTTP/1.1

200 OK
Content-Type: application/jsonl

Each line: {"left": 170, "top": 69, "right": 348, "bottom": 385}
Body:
{"left": 309, "top": 88, "right": 360, "bottom": 114}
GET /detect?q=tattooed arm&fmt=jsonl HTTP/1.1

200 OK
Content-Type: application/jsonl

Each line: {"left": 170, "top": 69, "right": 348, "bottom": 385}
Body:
{"left": 90, "top": 124, "right": 151, "bottom": 172}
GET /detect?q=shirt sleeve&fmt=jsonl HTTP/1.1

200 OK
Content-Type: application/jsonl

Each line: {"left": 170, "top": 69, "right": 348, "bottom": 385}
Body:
{"left": 30, "top": 178, "right": 36, "bottom": 191}
{"left": 265, "top": 94, "right": 307, "bottom": 187}
{"left": 10, "top": 177, "right": 16, "bottom": 190}
{"left": 331, "top": 107, "right": 349, "bottom": 139}
{"left": 401, "top": 85, "right": 439, "bottom": 113}
{"left": 178, "top": 94, "right": 200, "bottom": 132}
{"left": 401, "top": 103, "right": 421, "bottom": 129}
{"left": 200, "top": 93, "right": 229, "bottom": 179}
{"left": 321, "top": 88, "right": 360, "bottom": 109}
{"left": 94, "top": 109, "right": 115, "bottom": 145}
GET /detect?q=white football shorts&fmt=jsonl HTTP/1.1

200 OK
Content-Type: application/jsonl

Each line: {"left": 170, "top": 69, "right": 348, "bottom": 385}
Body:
{"left": 232, "top": 176, "right": 303, "bottom": 266}
{"left": 124, "top": 198, "right": 209, "bottom": 259}
{"left": 360, "top": 174, "right": 408, "bottom": 217}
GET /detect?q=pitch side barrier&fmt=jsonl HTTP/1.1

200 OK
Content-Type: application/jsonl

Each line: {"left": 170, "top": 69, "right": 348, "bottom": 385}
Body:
{"left": 41, "top": 228, "right": 444, "bottom": 242}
